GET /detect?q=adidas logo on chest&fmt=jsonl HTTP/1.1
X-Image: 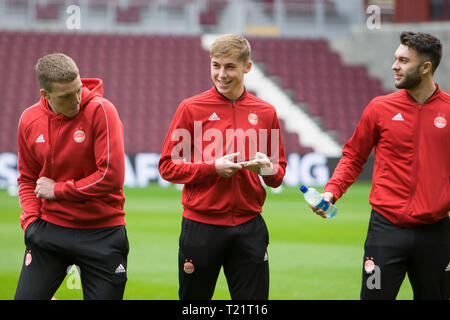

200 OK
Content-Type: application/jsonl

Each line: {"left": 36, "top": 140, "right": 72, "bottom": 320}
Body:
{"left": 392, "top": 113, "right": 404, "bottom": 121}
{"left": 35, "top": 134, "right": 45, "bottom": 143}
{"left": 208, "top": 112, "right": 220, "bottom": 121}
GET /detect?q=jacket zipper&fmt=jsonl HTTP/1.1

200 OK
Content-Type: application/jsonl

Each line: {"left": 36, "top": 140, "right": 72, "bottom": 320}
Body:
{"left": 231, "top": 99, "right": 237, "bottom": 226}
{"left": 400, "top": 102, "right": 422, "bottom": 225}
{"left": 43, "top": 116, "right": 53, "bottom": 178}
{"left": 214, "top": 87, "right": 246, "bottom": 226}
{"left": 51, "top": 118, "right": 64, "bottom": 166}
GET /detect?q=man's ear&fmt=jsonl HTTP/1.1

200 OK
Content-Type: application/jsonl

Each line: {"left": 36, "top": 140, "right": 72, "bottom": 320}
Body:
{"left": 421, "top": 60, "right": 433, "bottom": 76}
{"left": 245, "top": 60, "right": 252, "bottom": 74}
{"left": 40, "top": 88, "right": 49, "bottom": 100}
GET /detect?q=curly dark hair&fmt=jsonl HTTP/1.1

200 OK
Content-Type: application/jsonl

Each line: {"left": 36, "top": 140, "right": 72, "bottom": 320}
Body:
{"left": 400, "top": 31, "right": 442, "bottom": 73}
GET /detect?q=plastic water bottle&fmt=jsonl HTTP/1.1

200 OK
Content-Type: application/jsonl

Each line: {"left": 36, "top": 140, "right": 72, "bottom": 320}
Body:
{"left": 299, "top": 185, "right": 338, "bottom": 219}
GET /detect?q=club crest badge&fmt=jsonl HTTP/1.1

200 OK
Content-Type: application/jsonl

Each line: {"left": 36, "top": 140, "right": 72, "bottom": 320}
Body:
{"left": 25, "top": 250, "right": 32, "bottom": 267}
{"left": 434, "top": 116, "right": 446, "bottom": 129}
{"left": 73, "top": 129, "right": 86, "bottom": 143}
{"left": 248, "top": 113, "right": 258, "bottom": 125}
{"left": 364, "top": 257, "right": 375, "bottom": 273}
{"left": 184, "top": 259, "right": 194, "bottom": 274}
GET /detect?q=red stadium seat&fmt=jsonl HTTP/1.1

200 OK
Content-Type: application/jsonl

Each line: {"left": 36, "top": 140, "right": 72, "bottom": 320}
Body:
{"left": 35, "top": 3, "right": 60, "bottom": 20}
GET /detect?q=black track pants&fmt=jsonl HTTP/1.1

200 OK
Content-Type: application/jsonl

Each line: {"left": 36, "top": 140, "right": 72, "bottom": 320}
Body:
{"left": 361, "top": 210, "right": 450, "bottom": 300}
{"left": 178, "top": 215, "right": 270, "bottom": 300}
{"left": 15, "top": 219, "right": 129, "bottom": 300}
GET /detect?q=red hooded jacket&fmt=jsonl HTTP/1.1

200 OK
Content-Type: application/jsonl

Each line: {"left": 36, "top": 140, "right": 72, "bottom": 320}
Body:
{"left": 325, "top": 86, "right": 450, "bottom": 227}
{"left": 159, "top": 87, "right": 287, "bottom": 226}
{"left": 17, "top": 78, "right": 126, "bottom": 231}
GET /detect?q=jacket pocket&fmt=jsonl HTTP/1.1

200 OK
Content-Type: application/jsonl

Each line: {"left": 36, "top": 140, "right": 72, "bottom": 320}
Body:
{"left": 186, "top": 185, "right": 196, "bottom": 202}
{"left": 370, "top": 160, "right": 388, "bottom": 203}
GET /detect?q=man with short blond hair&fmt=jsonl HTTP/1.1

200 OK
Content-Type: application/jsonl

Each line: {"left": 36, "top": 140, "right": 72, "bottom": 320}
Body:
{"left": 210, "top": 33, "right": 251, "bottom": 63}
{"left": 15, "top": 53, "right": 128, "bottom": 300}
{"left": 159, "top": 34, "right": 287, "bottom": 299}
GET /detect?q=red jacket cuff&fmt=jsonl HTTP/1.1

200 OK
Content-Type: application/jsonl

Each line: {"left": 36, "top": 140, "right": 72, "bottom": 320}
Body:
{"left": 200, "top": 162, "right": 217, "bottom": 177}
{"left": 324, "top": 184, "right": 341, "bottom": 203}
{"left": 54, "top": 181, "right": 66, "bottom": 200}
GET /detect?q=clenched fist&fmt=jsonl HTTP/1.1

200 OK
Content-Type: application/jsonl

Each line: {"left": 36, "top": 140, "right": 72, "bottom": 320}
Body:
{"left": 35, "top": 177, "right": 56, "bottom": 200}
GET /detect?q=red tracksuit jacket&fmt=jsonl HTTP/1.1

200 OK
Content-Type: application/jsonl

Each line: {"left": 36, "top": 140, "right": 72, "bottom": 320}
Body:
{"left": 17, "top": 78, "right": 126, "bottom": 231}
{"left": 325, "top": 86, "right": 450, "bottom": 227}
{"left": 159, "top": 87, "right": 287, "bottom": 226}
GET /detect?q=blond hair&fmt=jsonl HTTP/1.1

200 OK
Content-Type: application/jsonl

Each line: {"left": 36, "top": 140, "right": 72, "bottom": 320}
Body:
{"left": 210, "top": 34, "right": 251, "bottom": 64}
{"left": 35, "top": 53, "right": 79, "bottom": 92}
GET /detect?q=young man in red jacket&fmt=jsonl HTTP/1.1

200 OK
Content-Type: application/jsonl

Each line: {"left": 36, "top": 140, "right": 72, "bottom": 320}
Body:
{"left": 312, "top": 32, "right": 449, "bottom": 300}
{"left": 159, "top": 34, "right": 287, "bottom": 299}
{"left": 15, "top": 53, "right": 128, "bottom": 300}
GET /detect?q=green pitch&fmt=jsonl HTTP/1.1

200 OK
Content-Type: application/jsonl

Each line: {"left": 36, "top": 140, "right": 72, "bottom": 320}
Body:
{"left": 0, "top": 182, "right": 413, "bottom": 299}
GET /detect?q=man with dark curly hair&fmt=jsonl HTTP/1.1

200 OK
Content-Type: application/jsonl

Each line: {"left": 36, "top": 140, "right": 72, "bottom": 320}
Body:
{"left": 310, "top": 32, "right": 449, "bottom": 300}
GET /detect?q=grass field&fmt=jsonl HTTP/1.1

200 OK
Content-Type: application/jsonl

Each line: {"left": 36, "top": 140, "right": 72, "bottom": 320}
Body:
{"left": 0, "top": 182, "right": 413, "bottom": 300}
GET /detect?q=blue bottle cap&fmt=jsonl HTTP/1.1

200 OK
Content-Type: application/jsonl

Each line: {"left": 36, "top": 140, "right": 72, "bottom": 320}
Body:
{"left": 299, "top": 185, "right": 308, "bottom": 193}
